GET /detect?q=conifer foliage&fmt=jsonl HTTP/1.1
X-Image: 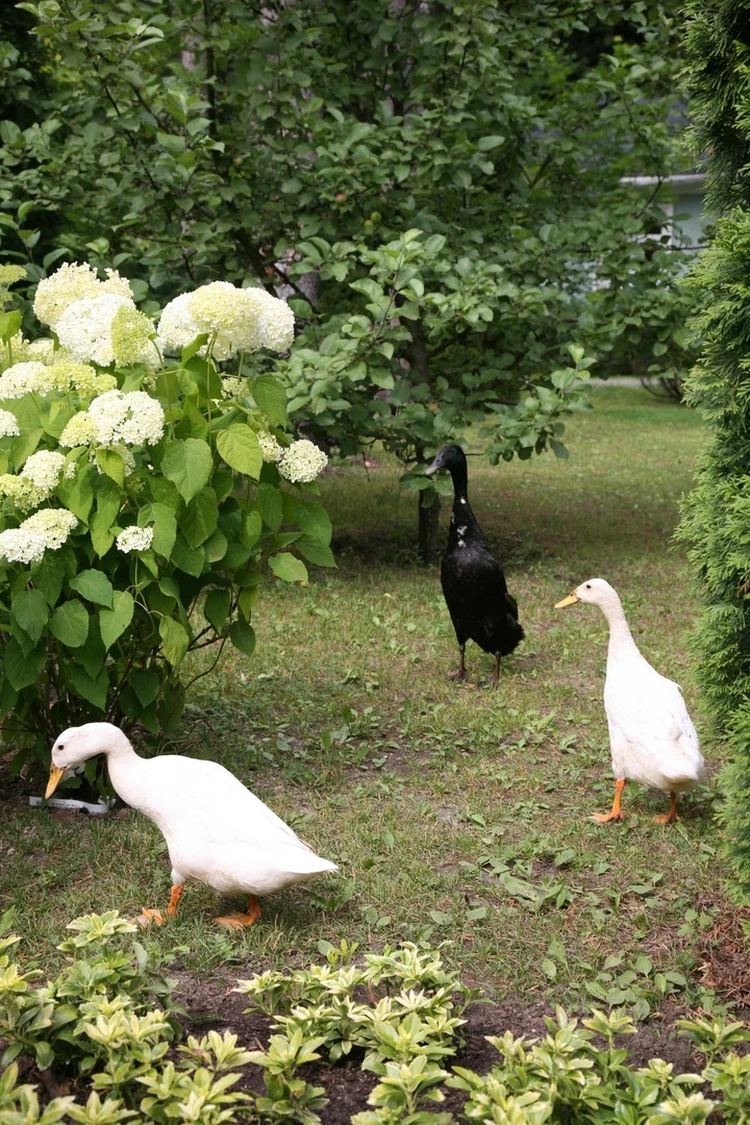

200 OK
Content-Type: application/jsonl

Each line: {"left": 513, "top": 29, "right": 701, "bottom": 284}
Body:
{"left": 678, "top": 0, "right": 750, "bottom": 900}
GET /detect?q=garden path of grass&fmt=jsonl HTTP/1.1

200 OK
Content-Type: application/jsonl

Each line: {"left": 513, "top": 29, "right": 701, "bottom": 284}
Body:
{"left": 2, "top": 386, "right": 744, "bottom": 1021}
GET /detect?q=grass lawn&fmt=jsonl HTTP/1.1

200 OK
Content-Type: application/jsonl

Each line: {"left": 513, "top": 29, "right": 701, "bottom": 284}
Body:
{"left": 0, "top": 386, "right": 737, "bottom": 1019}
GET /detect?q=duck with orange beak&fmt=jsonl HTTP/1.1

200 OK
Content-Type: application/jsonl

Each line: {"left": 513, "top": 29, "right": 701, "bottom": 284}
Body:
{"left": 555, "top": 578, "right": 705, "bottom": 824}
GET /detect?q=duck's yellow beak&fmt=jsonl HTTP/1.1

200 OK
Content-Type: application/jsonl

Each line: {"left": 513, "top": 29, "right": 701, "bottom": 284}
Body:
{"left": 555, "top": 592, "right": 580, "bottom": 609}
{"left": 45, "top": 765, "right": 66, "bottom": 799}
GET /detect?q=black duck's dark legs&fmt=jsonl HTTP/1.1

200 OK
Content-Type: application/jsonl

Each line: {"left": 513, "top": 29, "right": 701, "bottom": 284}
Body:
{"left": 449, "top": 643, "right": 467, "bottom": 682}
{"left": 491, "top": 652, "right": 501, "bottom": 687}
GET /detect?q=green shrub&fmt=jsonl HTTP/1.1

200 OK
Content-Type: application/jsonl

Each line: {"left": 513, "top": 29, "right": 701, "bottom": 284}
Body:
{"left": 677, "top": 0, "right": 750, "bottom": 901}
{"left": 0, "top": 264, "right": 333, "bottom": 778}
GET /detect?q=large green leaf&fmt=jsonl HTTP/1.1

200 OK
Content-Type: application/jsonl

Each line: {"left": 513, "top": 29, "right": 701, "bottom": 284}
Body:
{"left": 48, "top": 600, "right": 89, "bottom": 648}
{"left": 11, "top": 589, "right": 49, "bottom": 646}
{"left": 57, "top": 464, "right": 94, "bottom": 522}
{"left": 297, "top": 537, "right": 336, "bottom": 567}
{"left": 90, "top": 507, "right": 115, "bottom": 557}
{"left": 252, "top": 374, "right": 288, "bottom": 426}
{"left": 0, "top": 675, "right": 18, "bottom": 717}
{"left": 67, "top": 664, "right": 108, "bottom": 711}
{"left": 11, "top": 427, "right": 44, "bottom": 470}
{"left": 289, "top": 498, "right": 333, "bottom": 545}
{"left": 204, "top": 588, "right": 230, "bottom": 633}
{"left": 216, "top": 425, "right": 262, "bottom": 479}
{"left": 4, "top": 638, "right": 46, "bottom": 690}
{"left": 159, "top": 616, "right": 189, "bottom": 669}
{"left": 255, "top": 484, "right": 283, "bottom": 532}
{"left": 222, "top": 543, "right": 251, "bottom": 569}
{"left": 181, "top": 487, "right": 219, "bottom": 549}
{"left": 161, "top": 438, "right": 213, "bottom": 502}
{"left": 74, "top": 622, "right": 106, "bottom": 680}
{"left": 70, "top": 569, "right": 114, "bottom": 608}
{"left": 96, "top": 447, "right": 125, "bottom": 488}
{"left": 175, "top": 398, "right": 209, "bottom": 439}
{"left": 95, "top": 477, "right": 122, "bottom": 528}
{"left": 141, "top": 502, "right": 177, "bottom": 559}
{"left": 90, "top": 478, "right": 121, "bottom": 554}
{"left": 204, "top": 529, "right": 228, "bottom": 563}
{"left": 130, "top": 668, "right": 160, "bottom": 708}
{"left": 171, "top": 535, "right": 205, "bottom": 577}
{"left": 99, "top": 590, "right": 134, "bottom": 651}
{"left": 268, "top": 552, "right": 308, "bottom": 583}
{"left": 31, "top": 554, "right": 65, "bottom": 608}
{"left": 229, "top": 620, "right": 256, "bottom": 657}
{"left": 242, "top": 509, "right": 263, "bottom": 548}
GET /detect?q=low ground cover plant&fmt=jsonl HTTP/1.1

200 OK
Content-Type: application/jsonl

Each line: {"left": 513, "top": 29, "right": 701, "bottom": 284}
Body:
{"left": 1, "top": 912, "right": 749, "bottom": 1124}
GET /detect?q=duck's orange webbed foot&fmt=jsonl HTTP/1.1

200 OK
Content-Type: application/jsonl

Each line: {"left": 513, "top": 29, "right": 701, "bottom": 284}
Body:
{"left": 134, "top": 907, "right": 166, "bottom": 927}
{"left": 217, "top": 894, "right": 262, "bottom": 929}
{"left": 654, "top": 792, "right": 679, "bottom": 824}
{"left": 591, "top": 809, "right": 625, "bottom": 823}
{"left": 591, "top": 778, "right": 626, "bottom": 824}
{"left": 134, "top": 885, "right": 184, "bottom": 928}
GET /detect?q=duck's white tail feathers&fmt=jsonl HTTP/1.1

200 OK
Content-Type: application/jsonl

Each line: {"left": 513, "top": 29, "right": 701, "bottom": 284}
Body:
{"left": 284, "top": 852, "right": 338, "bottom": 877}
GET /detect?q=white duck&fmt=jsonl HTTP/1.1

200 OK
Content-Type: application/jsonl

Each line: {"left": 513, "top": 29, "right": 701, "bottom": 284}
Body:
{"left": 555, "top": 579, "right": 705, "bottom": 824}
{"left": 45, "top": 722, "right": 338, "bottom": 927}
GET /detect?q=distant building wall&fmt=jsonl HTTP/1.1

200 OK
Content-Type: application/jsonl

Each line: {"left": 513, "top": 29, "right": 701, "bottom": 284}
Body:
{"left": 621, "top": 173, "right": 707, "bottom": 251}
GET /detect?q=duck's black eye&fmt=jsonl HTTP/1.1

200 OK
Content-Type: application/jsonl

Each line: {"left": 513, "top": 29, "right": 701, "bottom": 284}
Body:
{"left": 586, "top": 584, "right": 591, "bottom": 589}
{"left": 57, "top": 743, "right": 64, "bottom": 750}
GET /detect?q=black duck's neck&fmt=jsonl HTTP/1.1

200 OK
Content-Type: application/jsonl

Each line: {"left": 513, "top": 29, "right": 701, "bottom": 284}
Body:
{"left": 446, "top": 456, "right": 487, "bottom": 545}
{"left": 446, "top": 456, "right": 468, "bottom": 501}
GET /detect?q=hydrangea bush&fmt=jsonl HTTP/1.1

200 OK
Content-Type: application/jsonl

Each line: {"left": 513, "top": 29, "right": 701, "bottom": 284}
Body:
{"left": 0, "top": 263, "right": 332, "bottom": 780}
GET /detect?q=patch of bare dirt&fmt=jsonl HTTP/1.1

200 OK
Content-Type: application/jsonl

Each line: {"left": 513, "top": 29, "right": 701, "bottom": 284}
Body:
{"left": 697, "top": 904, "right": 750, "bottom": 1008}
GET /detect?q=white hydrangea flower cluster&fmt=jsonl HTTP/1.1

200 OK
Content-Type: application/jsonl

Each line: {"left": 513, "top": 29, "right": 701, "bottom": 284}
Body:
{"left": 59, "top": 413, "right": 98, "bottom": 448}
{"left": 257, "top": 429, "right": 284, "bottom": 463}
{"left": 115, "top": 525, "right": 154, "bottom": 554}
{"left": 27, "top": 339, "right": 57, "bottom": 364}
{"left": 0, "top": 359, "right": 116, "bottom": 401}
{"left": 0, "top": 409, "right": 20, "bottom": 439}
{"left": 60, "top": 390, "right": 165, "bottom": 449}
{"left": 110, "top": 301, "right": 159, "bottom": 368}
{"left": 0, "top": 507, "right": 77, "bottom": 564}
{"left": 0, "top": 332, "right": 31, "bottom": 373}
{"left": 220, "top": 376, "right": 246, "bottom": 399}
{"left": 33, "top": 263, "right": 133, "bottom": 331}
{"left": 56, "top": 293, "right": 157, "bottom": 369}
{"left": 157, "top": 281, "right": 294, "bottom": 360}
{"left": 250, "top": 287, "right": 296, "bottom": 353}
{"left": 0, "top": 476, "right": 43, "bottom": 511}
{"left": 0, "top": 334, "right": 67, "bottom": 375}
{"left": 0, "top": 361, "right": 58, "bottom": 399}
{"left": 278, "top": 439, "right": 328, "bottom": 483}
{"left": 24, "top": 508, "right": 78, "bottom": 549}
{"left": 0, "top": 450, "right": 66, "bottom": 511}
{"left": 21, "top": 451, "right": 66, "bottom": 493}
{"left": 53, "top": 363, "right": 117, "bottom": 397}
{"left": 90, "top": 390, "right": 165, "bottom": 445}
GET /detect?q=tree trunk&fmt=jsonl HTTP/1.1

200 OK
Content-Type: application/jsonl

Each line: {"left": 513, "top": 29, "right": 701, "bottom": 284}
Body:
{"left": 418, "top": 490, "right": 441, "bottom": 565}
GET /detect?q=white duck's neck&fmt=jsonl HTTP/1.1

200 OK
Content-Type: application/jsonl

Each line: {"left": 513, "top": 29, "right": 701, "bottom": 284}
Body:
{"left": 598, "top": 594, "right": 640, "bottom": 661}
{"left": 103, "top": 739, "right": 145, "bottom": 804}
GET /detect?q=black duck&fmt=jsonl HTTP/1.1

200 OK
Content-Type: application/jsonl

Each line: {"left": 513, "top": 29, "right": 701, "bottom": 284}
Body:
{"left": 425, "top": 443, "right": 524, "bottom": 685}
